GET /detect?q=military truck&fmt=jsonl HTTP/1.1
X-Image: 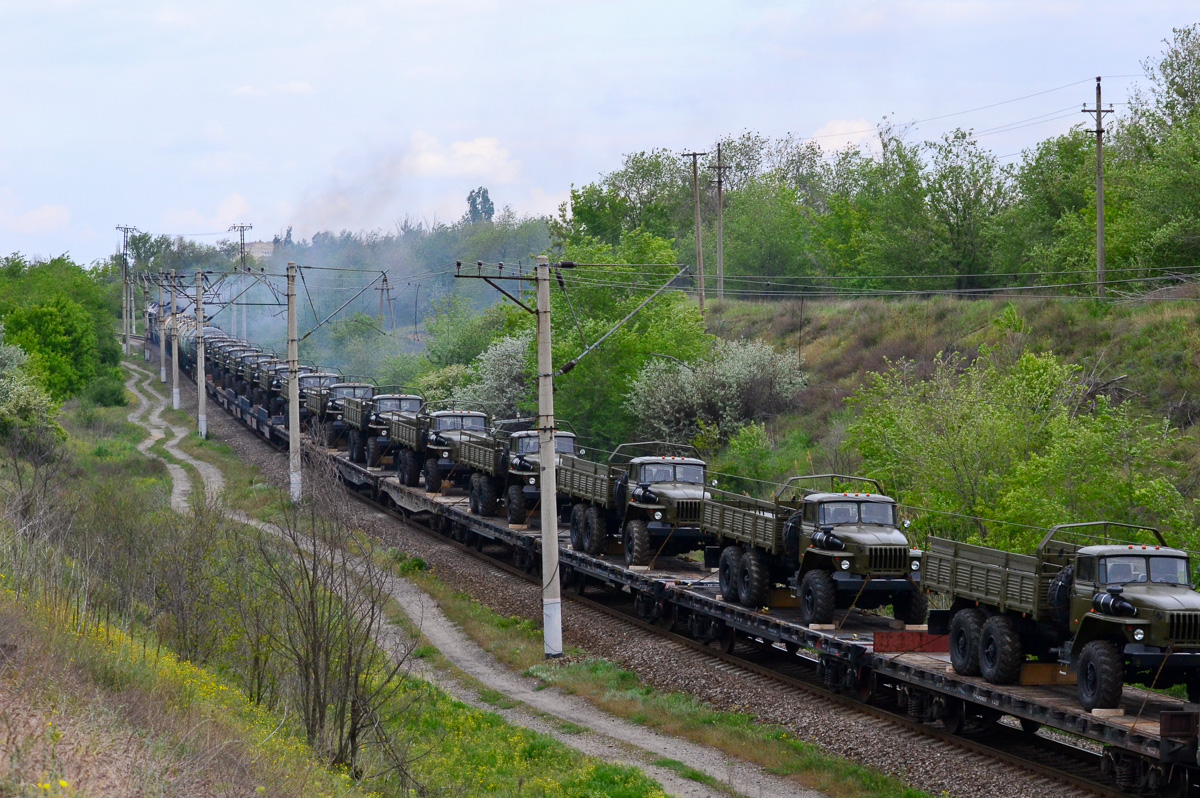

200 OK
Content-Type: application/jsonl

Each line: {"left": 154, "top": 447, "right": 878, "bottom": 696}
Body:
{"left": 285, "top": 371, "right": 341, "bottom": 424}
{"left": 702, "top": 475, "right": 926, "bottom": 622}
{"left": 342, "top": 389, "right": 422, "bottom": 466}
{"left": 924, "top": 522, "right": 1200, "bottom": 710}
{"left": 259, "top": 362, "right": 315, "bottom": 415}
{"left": 456, "top": 423, "right": 579, "bottom": 523}
{"left": 386, "top": 408, "right": 488, "bottom": 493}
{"left": 235, "top": 352, "right": 277, "bottom": 398}
{"left": 306, "top": 378, "right": 375, "bottom": 447}
{"left": 558, "top": 442, "right": 708, "bottom": 567}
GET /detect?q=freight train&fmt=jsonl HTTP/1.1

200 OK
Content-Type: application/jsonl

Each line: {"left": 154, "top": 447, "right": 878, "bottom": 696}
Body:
{"left": 148, "top": 305, "right": 1200, "bottom": 795}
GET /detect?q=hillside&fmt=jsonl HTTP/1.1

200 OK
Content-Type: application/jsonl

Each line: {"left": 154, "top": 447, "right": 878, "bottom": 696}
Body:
{"left": 705, "top": 286, "right": 1200, "bottom": 504}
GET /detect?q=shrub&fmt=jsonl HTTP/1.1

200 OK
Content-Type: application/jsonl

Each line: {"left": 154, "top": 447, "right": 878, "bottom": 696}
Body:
{"left": 82, "top": 368, "right": 128, "bottom": 407}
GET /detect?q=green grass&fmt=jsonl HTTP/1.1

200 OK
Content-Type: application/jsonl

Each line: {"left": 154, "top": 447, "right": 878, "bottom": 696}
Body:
{"left": 651, "top": 758, "right": 724, "bottom": 789}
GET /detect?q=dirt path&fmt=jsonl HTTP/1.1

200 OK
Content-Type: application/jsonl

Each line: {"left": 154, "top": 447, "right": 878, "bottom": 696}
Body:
{"left": 122, "top": 361, "right": 823, "bottom": 798}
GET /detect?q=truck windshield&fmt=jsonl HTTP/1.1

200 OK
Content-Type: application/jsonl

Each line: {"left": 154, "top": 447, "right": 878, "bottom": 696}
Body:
{"left": 641, "top": 463, "right": 705, "bottom": 484}
{"left": 375, "top": 398, "right": 402, "bottom": 412}
{"left": 333, "top": 385, "right": 373, "bottom": 399}
{"left": 515, "top": 435, "right": 576, "bottom": 455}
{"left": 435, "top": 415, "right": 486, "bottom": 431}
{"left": 1100, "top": 555, "right": 1191, "bottom": 586}
{"left": 819, "top": 501, "right": 896, "bottom": 526}
{"left": 401, "top": 398, "right": 421, "bottom": 412}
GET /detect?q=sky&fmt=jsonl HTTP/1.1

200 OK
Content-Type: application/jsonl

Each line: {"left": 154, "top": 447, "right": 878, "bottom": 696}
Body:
{"left": 0, "top": 1, "right": 1192, "bottom": 264}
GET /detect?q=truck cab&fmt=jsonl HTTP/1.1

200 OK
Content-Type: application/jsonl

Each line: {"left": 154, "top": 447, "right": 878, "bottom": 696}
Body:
{"left": 788, "top": 485, "right": 924, "bottom": 625}
{"left": 307, "top": 381, "right": 375, "bottom": 446}
{"left": 343, "top": 392, "right": 422, "bottom": 466}
{"left": 502, "top": 429, "right": 577, "bottom": 524}
{"left": 420, "top": 410, "right": 489, "bottom": 493}
{"left": 616, "top": 455, "right": 708, "bottom": 566}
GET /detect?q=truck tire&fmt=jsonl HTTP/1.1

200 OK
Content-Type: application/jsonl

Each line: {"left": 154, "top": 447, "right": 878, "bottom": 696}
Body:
{"left": 506, "top": 485, "right": 527, "bottom": 525}
{"left": 478, "top": 477, "right": 499, "bottom": 516}
{"left": 1047, "top": 565, "right": 1074, "bottom": 631}
{"left": 423, "top": 458, "right": 440, "bottom": 494}
{"left": 351, "top": 431, "right": 367, "bottom": 462}
{"left": 718, "top": 546, "right": 744, "bottom": 604}
{"left": 366, "top": 437, "right": 384, "bottom": 467}
{"left": 402, "top": 451, "right": 421, "bottom": 488}
{"left": 949, "top": 608, "right": 985, "bottom": 676}
{"left": 623, "top": 520, "right": 650, "bottom": 566}
{"left": 738, "top": 548, "right": 770, "bottom": 608}
{"left": 468, "top": 474, "right": 481, "bottom": 514}
{"left": 582, "top": 506, "right": 607, "bottom": 555}
{"left": 799, "top": 569, "right": 836, "bottom": 626}
{"left": 324, "top": 421, "right": 339, "bottom": 447}
{"left": 979, "top": 615, "right": 1023, "bottom": 684}
{"left": 1077, "top": 640, "right": 1124, "bottom": 710}
{"left": 569, "top": 504, "right": 586, "bottom": 549}
{"left": 892, "top": 590, "right": 930, "bottom": 625}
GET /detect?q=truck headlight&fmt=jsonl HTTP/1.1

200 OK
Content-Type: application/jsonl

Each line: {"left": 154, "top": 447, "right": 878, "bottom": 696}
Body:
{"left": 443, "top": 451, "right": 450, "bottom": 458}
{"left": 528, "top": 477, "right": 536, "bottom": 485}
{"left": 839, "top": 559, "right": 851, "bottom": 571}
{"left": 910, "top": 560, "right": 920, "bottom": 571}
{"left": 653, "top": 511, "right": 663, "bottom": 520}
{"left": 1133, "top": 628, "right": 1145, "bottom": 642}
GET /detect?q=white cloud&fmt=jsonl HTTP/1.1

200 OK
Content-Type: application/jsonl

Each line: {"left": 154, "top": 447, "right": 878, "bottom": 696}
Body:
{"left": 401, "top": 132, "right": 521, "bottom": 183}
{"left": 232, "top": 85, "right": 257, "bottom": 97}
{"left": 0, "top": 189, "right": 70, "bottom": 234}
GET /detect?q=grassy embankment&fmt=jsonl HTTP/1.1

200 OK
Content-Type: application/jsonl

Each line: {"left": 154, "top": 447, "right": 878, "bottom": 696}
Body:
{"left": 705, "top": 290, "right": 1200, "bottom": 489}
{"left": 1, "top": 382, "right": 666, "bottom": 798}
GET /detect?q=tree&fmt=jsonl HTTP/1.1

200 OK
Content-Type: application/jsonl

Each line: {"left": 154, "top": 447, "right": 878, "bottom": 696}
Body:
{"left": 4, "top": 294, "right": 98, "bottom": 399}
{"left": 466, "top": 186, "right": 495, "bottom": 223}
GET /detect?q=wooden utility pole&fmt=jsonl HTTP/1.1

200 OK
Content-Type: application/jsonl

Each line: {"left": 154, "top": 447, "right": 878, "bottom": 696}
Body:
{"left": 683, "top": 151, "right": 708, "bottom": 312}
{"left": 534, "top": 255, "right": 563, "bottom": 658}
{"left": 1083, "top": 77, "right": 1113, "bottom": 299}
{"left": 711, "top": 143, "right": 728, "bottom": 300}
{"left": 287, "top": 262, "right": 302, "bottom": 502}
{"left": 195, "top": 271, "right": 207, "bottom": 439}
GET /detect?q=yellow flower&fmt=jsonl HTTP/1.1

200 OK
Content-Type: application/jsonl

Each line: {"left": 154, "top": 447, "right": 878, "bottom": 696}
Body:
{"left": 59, "top": 781, "right": 70, "bottom": 788}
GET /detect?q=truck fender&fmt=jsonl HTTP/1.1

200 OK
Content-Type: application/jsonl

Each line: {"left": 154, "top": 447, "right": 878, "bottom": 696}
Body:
{"left": 1069, "top": 614, "right": 1124, "bottom": 658}
{"left": 798, "top": 549, "right": 837, "bottom": 574}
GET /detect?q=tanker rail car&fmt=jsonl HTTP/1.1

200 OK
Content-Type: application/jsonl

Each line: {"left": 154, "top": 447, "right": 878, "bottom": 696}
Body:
{"left": 150, "top": 314, "right": 1200, "bottom": 797}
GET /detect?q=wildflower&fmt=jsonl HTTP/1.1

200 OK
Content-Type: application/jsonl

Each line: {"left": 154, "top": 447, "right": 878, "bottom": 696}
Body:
{"left": 59, "top": 781, "right": 70, "bottom": 789}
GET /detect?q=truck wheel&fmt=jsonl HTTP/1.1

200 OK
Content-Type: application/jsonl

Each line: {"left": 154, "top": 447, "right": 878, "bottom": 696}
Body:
{"left": 424, "top": 458, "right": 441, "bottom": 494}
{"left": 478, "top": 477, "right": 499, "bottom": 516}
{"left": 623, "top": 520, "right": 650, "bottom": 567}
{"left": 979, "top": 615, "right": 1023, "bottom": 684}
{"left": 366, "top": 437, "right": 384, "bottom": 467}
{"left": 1078, "top": 640, "right": 1124, "bottom": 710}
{"left": 324, "top": 421, "right": 339, "bottom": 447}
{"left": 354, "top": 431, "right": 368, "bottom": 463}
{"left": 506, "top": 485, "right": 526, "bottom": 525}
{"left": 582, "top": 506, "right": 607, "bottom": 556}
{"left": 892, "top": 590, "right": 930, "bottom": 625}
{"left": 403, "top": 452, "right": 422, "bottom": 488}
{"left": 468, "top": 474, "right": 481, "bottom": 514}
{"left": 950, "top": 608, "right": 985, "bottom": 676}
{"left": 718, "top": 546, "right": 744, "bottom": 604}
{"left": 569, "top": 504, "right": 586, "bottom": 549}
{"left": 799, "top": 570, "right": 836, "bottom": 626}
{"left": 738, "top": 548, "right": 770, "bottom": 608}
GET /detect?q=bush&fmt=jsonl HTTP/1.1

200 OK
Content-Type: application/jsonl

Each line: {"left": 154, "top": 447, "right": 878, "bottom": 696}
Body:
{"left": 451, "top": 332, "right": 533, "bottom": 418}
{"left": 82, "top": 368, "right": 127, "bottom": 407}
{"left": 626, "top": 339, "right": 807, "bottom": 443}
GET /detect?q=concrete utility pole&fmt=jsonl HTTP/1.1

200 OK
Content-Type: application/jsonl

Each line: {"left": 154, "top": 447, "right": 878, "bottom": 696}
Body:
{"left": 711, "top": 143, "right": 728, "bottom": 300}
{"left": 683, "top": 151, "right": 708, "bottom": 312}
{"left": 1083, "top": 76, "right": 1114, "bottom": 299}
{"left": 142, "top": 277, "right": 150, "bottom": 361}
{"left": 158, "top": 274, "right": 166, "bottom": 383}
{"left": 287, "top": 262, "right": 301, "bottom": 502}
{"left": 195, "top": 271, "right": 207, "bottom": 439}
{"left": 171, "top": 270, "right": 180, "bottom": 410}
{"left": 229, "top": 224, "right": 252, "bottom": 340}
{"left": 116, "top": 225, "right": 138, "bottom": 355}
{"left": 534, "top": 255, "right": 563, "bottom": 658}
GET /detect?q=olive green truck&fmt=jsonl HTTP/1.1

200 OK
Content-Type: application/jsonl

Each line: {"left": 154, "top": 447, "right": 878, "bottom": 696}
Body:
{"left": 702, "top": 475, "right": 926, "bottom": 624}
{"left": 925, "top": 522, "right": 1200, "bottom": 710}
